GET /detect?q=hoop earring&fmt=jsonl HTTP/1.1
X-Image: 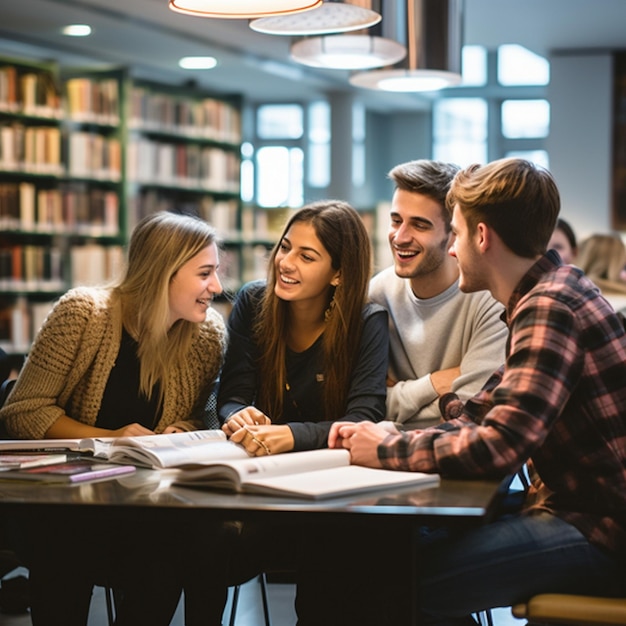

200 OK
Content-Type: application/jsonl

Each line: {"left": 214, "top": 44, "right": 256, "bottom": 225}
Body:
{"left": 324, "top": 288, "right": 337, "bottom": 323}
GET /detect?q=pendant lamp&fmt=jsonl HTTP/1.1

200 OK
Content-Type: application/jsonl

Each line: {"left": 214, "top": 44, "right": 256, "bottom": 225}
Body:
{"left": 290, "top": 33, "right": 405, "bottom": 70}
{"left": 249, "top": 0, "right": 381, "bottom": 35}
{"left": 168, "top": 0, "right": 322, "bottom": 20}
{"left": 273, "top": 0, "right": 403, "bottom": 71}
{"left": 350, "top": 0, "right": 463, "bottom": 92}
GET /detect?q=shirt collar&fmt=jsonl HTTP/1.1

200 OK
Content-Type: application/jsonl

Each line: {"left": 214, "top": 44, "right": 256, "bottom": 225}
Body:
{"left": 504, "top": 249, "right": 562, "bottom": 323}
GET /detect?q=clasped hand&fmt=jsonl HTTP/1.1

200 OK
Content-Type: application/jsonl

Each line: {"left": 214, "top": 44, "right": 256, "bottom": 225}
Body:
{"left": 328, "top": 421, "right": 399, "bottom": 468}
{"left": 222, "top": 407, "right": 294, "bottom": 457}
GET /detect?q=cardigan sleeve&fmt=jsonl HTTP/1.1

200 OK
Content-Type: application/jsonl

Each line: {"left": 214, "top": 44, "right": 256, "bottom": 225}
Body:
{"left": 0, "top": 289, "right": 107, "bottom": 439}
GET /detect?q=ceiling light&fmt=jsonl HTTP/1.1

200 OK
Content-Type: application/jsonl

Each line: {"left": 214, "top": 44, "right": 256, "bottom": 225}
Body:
{"left": 168, "top": 0, "right": 322, "bottom": 19}
{"left": 350, "top": 0, "right": 463, "bottom": 92}
{"left": 62, "top": 24, "right": 92, "bottom": 37}
{"left": 350, "top": 68, "right": 459, "bottom": 91}
{"left": 179, "top": 56, "right": 218, "bottom": 69}
{"left": 250, "top": 0, "right": 381, "bottom": 36}
{"left": 291, "top": 34, "right": 405, "bottom": 70}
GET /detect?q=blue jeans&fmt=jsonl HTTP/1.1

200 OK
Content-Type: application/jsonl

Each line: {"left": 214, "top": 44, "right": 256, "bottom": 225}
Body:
{"left": 417, "top": 511, "right": 625, "bottom": 625}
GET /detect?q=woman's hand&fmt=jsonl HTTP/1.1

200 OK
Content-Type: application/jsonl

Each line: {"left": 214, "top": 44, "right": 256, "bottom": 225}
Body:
{"left": 221, "top": 407, "right": 271, "bottom": 437}
{"left": 110, "top": 423, "right": 155, "bottom": 437}
{"left": 162, "top": 424, "right": 185, "bottom": 434}
{"left": 229, "top": 424, "right": 293, "bottom": 457}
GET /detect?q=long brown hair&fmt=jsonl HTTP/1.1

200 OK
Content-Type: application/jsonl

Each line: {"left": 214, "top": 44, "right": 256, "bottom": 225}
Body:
{"left": 255, "top": 200, "right": 372, "bottom": 421}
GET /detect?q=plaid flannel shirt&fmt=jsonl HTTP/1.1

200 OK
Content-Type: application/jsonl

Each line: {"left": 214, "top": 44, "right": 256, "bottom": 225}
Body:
{"left": 379, "top": 251, "right": 626, "bottom": 556}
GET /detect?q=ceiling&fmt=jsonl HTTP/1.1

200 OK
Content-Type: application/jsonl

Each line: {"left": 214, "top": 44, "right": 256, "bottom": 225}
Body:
{"left": 1, "top": 0, "right": 626, "bottom": 112}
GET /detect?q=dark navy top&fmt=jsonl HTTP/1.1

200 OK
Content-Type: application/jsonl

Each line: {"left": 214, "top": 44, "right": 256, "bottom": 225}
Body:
{"left": 217, "top": 280, "right": 389, "bottom": 451}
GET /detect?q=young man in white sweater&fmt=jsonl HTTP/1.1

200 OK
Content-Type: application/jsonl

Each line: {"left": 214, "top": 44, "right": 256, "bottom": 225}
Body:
{"left": 369, "top": 159, "right": 507, "bottom": 428}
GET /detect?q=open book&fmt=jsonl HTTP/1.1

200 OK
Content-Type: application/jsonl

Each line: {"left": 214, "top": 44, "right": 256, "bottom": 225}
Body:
{"left": 173, "top": 448, "right": 440, "bottom": 500}
{"left": 0, "top": 430, "right": 249, "bottom": 469}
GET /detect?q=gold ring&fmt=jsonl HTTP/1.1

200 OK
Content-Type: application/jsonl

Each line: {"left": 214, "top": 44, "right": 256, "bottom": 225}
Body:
{"left": 253, "top": 437, "right": 271, "bottom": 455}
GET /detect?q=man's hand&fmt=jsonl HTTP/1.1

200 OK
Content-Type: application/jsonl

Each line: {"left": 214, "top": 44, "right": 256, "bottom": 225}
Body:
{"left": 328, "top": 421, "right": 398, "bottom": 468}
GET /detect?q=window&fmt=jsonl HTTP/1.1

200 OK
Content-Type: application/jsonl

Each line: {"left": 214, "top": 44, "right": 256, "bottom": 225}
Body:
{"left": 308, "top": 101, "right": 330, "bottom": 188}
{"left": 433, "top": 98, "right": 488, "bottom": 166}
{"left": 352, "top": 101, "right": 366, "bottom": 187}
{"left": 256, "top": 146, "right": 303, "bottom": 207}
{"left": 498, "top": 44, "right": 550, "bottom": 86}
{"left": 253, "top": 103, "right": 305, "bottom": 207}
{"left": 257, "top": 104, "right": 303, "bottom": 139}
{"left": 240, "top": 142, "right": 254, "bottom": 203}
{"left": 434, "top": 45, "right": 549, "bottom": 167}
{"left": 461, "top": 45, "right": 487, "bottom": 86}
{"left": 501, "top": 100, "right": 550, "bottom": 138}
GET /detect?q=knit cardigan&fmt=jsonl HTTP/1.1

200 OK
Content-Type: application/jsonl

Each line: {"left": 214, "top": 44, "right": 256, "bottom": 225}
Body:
{"left": 0, "top": 287, "right": 227, "bottom": 439}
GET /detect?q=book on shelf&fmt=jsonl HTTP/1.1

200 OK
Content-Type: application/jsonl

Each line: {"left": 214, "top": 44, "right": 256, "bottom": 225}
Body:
{"left": 173, "top": 448, "right": 441, "bottom": 500}
{"left": 0, "top": 429, "right": 249, "bottom": 469}
{"left": 0, "top": 452, "right": 67, "bottom": 470}
{"left": 0, "top": 459, "right": 136, "bottom": 484}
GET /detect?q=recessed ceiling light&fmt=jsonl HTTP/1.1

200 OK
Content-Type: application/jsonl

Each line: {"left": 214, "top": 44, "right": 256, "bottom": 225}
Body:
{"left": 178, "top": 56, "right": 218, "bottom": 70}
{"left": 62, "top": 24, "right": 92, "bottom": 37}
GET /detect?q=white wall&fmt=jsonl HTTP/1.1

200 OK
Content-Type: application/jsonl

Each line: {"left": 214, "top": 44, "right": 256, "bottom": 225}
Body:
{"left": 547, "top": 52, "right": 615, "bottom": 240}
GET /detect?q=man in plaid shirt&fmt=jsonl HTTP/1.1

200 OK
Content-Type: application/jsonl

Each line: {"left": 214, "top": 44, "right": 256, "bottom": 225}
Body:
{"left": 330, "top": 157, "right": 626, "bottom": 624}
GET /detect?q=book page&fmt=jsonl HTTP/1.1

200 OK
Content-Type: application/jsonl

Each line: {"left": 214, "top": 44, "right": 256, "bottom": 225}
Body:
{"left": 108, "top": 429, "right": 249, "bottom": 468}
{"left": 0, "top": 438, "right": 86, "bottom": 452}
{"left": 233, "top": 448, "right": 350, "bottom": 481}
{"left": 175, "top": 448, "right": 351, "bottom": 489}
{"left": 245, "top": 465, "right": 440, "bottom": 500}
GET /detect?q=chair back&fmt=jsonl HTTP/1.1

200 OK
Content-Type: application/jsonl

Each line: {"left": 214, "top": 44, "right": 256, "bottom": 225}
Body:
{"left": 0, "top": 379, "right": 16, "bottom": 408}
{"left": 0, "top": 379, "right": 17, "bottom": 439}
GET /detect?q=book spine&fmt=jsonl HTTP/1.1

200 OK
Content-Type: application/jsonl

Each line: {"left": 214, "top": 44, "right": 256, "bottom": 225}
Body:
{"left": 68, "top": 465, "right": 135, "bottom": 482}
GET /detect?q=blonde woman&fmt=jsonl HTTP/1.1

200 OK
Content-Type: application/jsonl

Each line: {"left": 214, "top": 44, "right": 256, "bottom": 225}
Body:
{"left": 576, "top": 233, "right": 626, "bottom": 299}
{"left": 1, "top": 210, "right": 226, "bottom": 439}
{"left": 1, "top": 211, "right": 228, "bottom": 626}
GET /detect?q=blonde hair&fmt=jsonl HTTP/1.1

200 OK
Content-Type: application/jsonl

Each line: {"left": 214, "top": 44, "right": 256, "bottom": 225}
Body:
{"left": 576, "top": 233, "right": 626, "bottom": 287}
{"left": 255, "top": 200, "right": 372, "bottom": 421}
{"left": 113, "top": 211, "right": 217, "bottom": 404}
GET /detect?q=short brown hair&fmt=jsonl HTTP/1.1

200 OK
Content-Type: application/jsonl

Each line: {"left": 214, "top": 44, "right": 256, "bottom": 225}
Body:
{"left": 447, "top": 158, "right": 560, "bottom": 258}
{"left": 388, "top": 159, "right": 460, "bottom": 230}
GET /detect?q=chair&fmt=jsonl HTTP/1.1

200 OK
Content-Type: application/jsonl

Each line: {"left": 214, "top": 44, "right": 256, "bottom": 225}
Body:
{"left": 229, "top": 573, "right": 271, "bottom": 626}
{"left": 0, "top": 378, "right": 16, "bottom": 409}
{"left": 512, "top": 593, "right": 626, "bottom": 625}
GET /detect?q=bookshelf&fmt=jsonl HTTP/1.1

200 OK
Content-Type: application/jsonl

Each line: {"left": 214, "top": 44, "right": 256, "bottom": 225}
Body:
{"left": 0, "top": 59, "right": 126, "bottom": 355}
{"left": 1, "top": 57, "right": 247, "bottom": 356}
{"left": 125, "top": 79, "right": 243, "bottom": 293}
